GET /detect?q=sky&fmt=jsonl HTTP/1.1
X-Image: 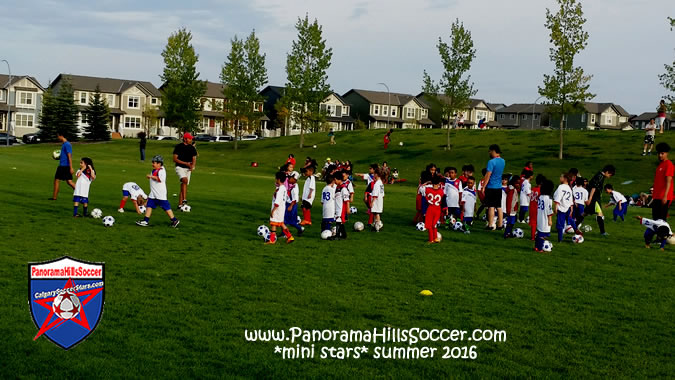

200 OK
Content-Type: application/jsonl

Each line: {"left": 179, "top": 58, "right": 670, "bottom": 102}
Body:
{"left": 1, "top": 0, "right": 673, "bottom": 114}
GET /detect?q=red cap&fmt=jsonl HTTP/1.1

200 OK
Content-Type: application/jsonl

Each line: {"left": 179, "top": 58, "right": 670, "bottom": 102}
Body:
{"left": 183, "top": 133, "right": 193, "bottom": 140}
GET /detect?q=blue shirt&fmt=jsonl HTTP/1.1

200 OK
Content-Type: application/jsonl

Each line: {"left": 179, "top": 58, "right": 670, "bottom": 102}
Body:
{"left": 60, "top": 141, "right": 72, "bottom": 167}
{"left": 486, "top": 156, "right": 505, "bottom": 189}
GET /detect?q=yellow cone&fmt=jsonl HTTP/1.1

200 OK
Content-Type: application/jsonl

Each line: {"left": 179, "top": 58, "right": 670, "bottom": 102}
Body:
{"left": 419, "top": 290, "right": 433, "bottom": 296}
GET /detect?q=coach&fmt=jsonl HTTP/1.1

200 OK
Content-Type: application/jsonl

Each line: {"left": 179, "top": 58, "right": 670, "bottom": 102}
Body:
{"left": 173, "top": 132, "right": 197, "bottom": 206}
{"left": 652, "top": 142, "right": 673, "bottom": 220}
{"left": 481, "top": 144, "right": 505, "bottom": 230}
{"left": 50, "top": 133, "right": 75, "bottom": 200}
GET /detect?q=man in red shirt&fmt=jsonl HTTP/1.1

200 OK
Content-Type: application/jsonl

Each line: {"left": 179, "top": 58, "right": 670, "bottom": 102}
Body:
{"left": 425, "top": 176, "right": 445, "bottom": 243}
{"left": 652, "top": 143, "right": 674, "bottom": 220}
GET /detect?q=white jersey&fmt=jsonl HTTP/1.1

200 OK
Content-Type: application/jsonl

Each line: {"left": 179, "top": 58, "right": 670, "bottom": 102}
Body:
{"left": 462, "top": 187, "right": 477, "bottom": 218}
{"left": 444, "top": 178, "right": 462, "bottom": 208}
{"left": 370, "top": 179, "right": 384, "bottom": 213}
{"left": 321, "top": 184, "right": 336, "bottom": 219}
{"left": 346, "top": 180, "right": 354, "bottom": 197}
{"left": 361, "top": 173, "right": 374, "bottom": 185}
{"left": 641, "top": 218, "right": 672, "bottom": 235}
{"left": 122, "top": 182, "right": 147, "bottom": 201}
{"left": 335, "top": 185, "right": 344, "bottom": 222}
{"left": 149, "top": 167, "right": 167, "bottom": 200}
{"left": 270, "top": 184, "right": 287, "bottom": 223}
{"left": 74, "top": 169, "right": 94, "bottom": 198}
{"left": 501, "top": 186, "right": 507, "bottom": 211}
{"left": 287, "top": 184, "right": 299, "bottom": 205}
{"left": 553, "top": 184, "right": 574, "bottom": 213}
{"left": 573, "top": 186, "right": 588, "bottom": 205}
{"left": 537, "top": 195, "right": 554, "bottom": 233}
{"left": 520, "top": 179, "right": 531, "bottom": 207}
{"left": 302, "top": 175, "right": 316, "bottom": 203}
{"left": 611, "top": 190, "right": 627, "bottom": 204}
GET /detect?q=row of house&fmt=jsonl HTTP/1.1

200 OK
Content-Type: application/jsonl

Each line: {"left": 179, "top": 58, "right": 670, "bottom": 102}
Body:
{"left": 0, "top": 73, "right": 670, "bottom": 138}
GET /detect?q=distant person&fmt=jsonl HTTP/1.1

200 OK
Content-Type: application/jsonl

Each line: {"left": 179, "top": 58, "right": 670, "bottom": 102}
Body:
{"left": 50, "top": 133, "right": 75, "bottom": 200}
{"left": 652, "top": 142, "right": 674, "bottom": 220}
{"left": 173, "top": 133, "right": 197, "bottom": 206}
{"left": 328, "top": 128, "right": 336, "bottom": 145}
{"left": 138, "top": 132, "right": 147, "bottom": 161}
{"left": 286, "top": 154, "right": 296, "bottom": 167}
{"left": 656, "top": 99, "right": 667, "bottom": 134}
{"left": 481, "top": 144, "right": 505, "bottom": 230}
{"left": 383, "top": 129, "right": 393, "bottom": 149}
{"left": 581, "top": 164, "right": 616, "bottom": 236}
{"left": 642, "top": 118, "right": 657, "bottom": 156}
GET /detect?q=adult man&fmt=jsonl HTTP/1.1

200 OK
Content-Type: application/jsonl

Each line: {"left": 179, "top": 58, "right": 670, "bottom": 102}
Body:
{"left": 642, "top": 118, "right": 657, "bottom": 156}
{"left": 173, "top": 132, "right": 198, "bottom": 206}
{"left": 50, "top": 133, "right": 75, "bottom": 200}
{"left": 481, "top": 144, "right": 505, "bottom": 230}
{"left": 652, "top": 142, "right": 674, "bottom": 221}
{"left": 581, "top": 165, "right": 615, "bottom": 236}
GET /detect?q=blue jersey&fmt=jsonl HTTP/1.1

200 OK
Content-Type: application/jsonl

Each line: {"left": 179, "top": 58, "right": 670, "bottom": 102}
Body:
{"left": 486, "top": 157, "right": 505, "bottom": 189}
{"left": 59, "top": 141, "right": 72, "bottom": 167}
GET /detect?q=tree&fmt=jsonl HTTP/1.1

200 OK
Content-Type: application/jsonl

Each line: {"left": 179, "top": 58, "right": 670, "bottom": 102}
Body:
{"left": 274, "top": 95, "right": 291, "bottom": 137}
{"left": 142, "top": 102, "right": 159, "bottom": 136}
{"left": 221, "top": 30, "right": 268, "bottom": 150}
{"left": 160, "top": 28, "right": 206, "bottom": 135}
{"left": 39, "top": 78, "right": 79, "bottom": 141}
{"left": 285, "top": 14, "right": 333, "bottom": 148}
{"left": 538, "top": 0, "right": 594, "bottom": 160}
{"left": 659, "top": 17, "right": 675, "bottom": 115}
{"left": 421, "top": 19, "right": 477, "bottom": 151}
{"left": 83, "top": 85, "right": 111, "bottom": 141}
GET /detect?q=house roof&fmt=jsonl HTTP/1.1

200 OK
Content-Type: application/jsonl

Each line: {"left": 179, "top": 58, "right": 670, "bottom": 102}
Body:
{"left": 415, "top": 92, "right": 489, "bottom": 110}
{"left": 632, "top": 112, "right": 670, "bottom": 121}
{"left": 497, "top": 103, "right": 548, "bottom": 114}
{"left": 582, "top": 102, "right": 631, "bottom": 117}
{"left": 54, "top": 74, "right": 161, "bottom": 97}
{"left": 204, "top": 81, "right": 226, "bottom": 98}
{"left": 260, "top": 85, "right": 286, "bottom": 97}
{"left": 346, "top": 89, "right": 424, "bottom": 108}
{"left": 418, "top": 118, "right": 435, "bottom": 125}
{"left": 325, "top": 92, "right": 350, "bottom": 106}
{"left": 487, "top": 103, "right": 506, "bottom": 112}
{"left": 0, "top": 74, "right": 45, "bottom": 91}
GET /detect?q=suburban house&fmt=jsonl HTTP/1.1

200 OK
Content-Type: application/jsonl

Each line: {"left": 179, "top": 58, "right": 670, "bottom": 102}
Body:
{"left": 50, "top": 74, "right": 162, "bottom": 137}
{"left": 0, "top": 74, "right": 45, "bottom": 138}
{"left": 549, "top": 102, "right": 632, "bottom": 130}
{"left": 343, "top": 89, "right": 434, "bottom": 129}
{"left": 631, "top": 112, "right": 671, "bottom": 131}
{"left": 320, "top": 92, "right": 354, "bottom": 131}
{"left": 416, "top": 94, "right": 497, "bottom": 128}
{"left": 495, "top": 104, "right": 550, "bottom": 129}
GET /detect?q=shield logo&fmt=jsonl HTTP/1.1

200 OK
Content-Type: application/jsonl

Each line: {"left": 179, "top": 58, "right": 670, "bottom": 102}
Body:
{"left": 29, "top": 256, "right": 105, "bottom": 350}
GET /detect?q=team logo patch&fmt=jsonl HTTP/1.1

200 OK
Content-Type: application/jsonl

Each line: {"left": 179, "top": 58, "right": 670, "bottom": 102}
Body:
{"left": 29, "top": 256, "right": 105, "bottom": 349}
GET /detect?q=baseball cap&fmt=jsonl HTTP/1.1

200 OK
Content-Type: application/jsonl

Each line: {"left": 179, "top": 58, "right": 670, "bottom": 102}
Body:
{"left": 183, "top": 132, "right": 194, "bottom": 140}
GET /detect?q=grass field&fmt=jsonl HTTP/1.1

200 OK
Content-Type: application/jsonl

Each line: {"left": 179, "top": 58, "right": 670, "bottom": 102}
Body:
{"left": 1, "top": 129, "right": 673, "bottom": 378}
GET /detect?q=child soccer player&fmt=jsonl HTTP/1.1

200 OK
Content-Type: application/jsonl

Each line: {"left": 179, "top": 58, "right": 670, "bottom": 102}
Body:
{"left": 320, "top": 174, "right": 337, "bottom": 237}
{"left": 475, "top": 168, "right": 488, "bottom": 220}
{"left": 459, "top": 164, "right": 474, "bottom": 187}
{"left": 119, "top": 182, "right": 148, "bottom": 214}
{"left": 604, "top": 184, "right": 628, "bottom": 221}
{"left": 266, "top": 171, "right": 294, "bottom": 244}
{"left": 334, "top": 172, "right": 347, "bottom": 239}
{"left": 519, "top": 170, "right": 533, "bottom": 223}
{"left": 503, "top": 175, "right": 519, "bottom": 238}
{"left": 73, "top": 157, "right": 96, "bottom": 217}
{"left": 535, "top": 179, "right": 554, "bottom": 252}
{"left": 553, "top": 172, "right": 580, "bottom": 242}
{"left": 573, "top": 177, "right": 588, "bottom": 226}
{"left": 444, "top": 167, "right": 463, "bottom": 222}
{"left": 357, "top": 164, "right": 378, "bottom": 226}
{"left": 414, "top": 171, "right": 432, "bottom": 223}
{"left": 497, "top": 174, "right": 509, "bottom": 230}
{"left": 300, "top": 166, "right": 316, "bottom": 226}
{"left": 425, "top": 175, "right": 444, "bottom": 243}
{"left": 136, "top": 155, "right": 180, "bottom": 228}
{"left": 635, "top": 216, "right": 672, "bottom": 250}
{"left": 284, "top": 171, "right": 303, "bottom": 236}
{"left": 461, "top": 176, "right": 477, "bottom": 230}
{"left": 370, "top": 168, "right": 385, "bottom": 231}
{"left": 582, "top": 165, "right": 616, "bottom": 236}
{"left": 529, "top": 174, "right": 544, "bottom": 240}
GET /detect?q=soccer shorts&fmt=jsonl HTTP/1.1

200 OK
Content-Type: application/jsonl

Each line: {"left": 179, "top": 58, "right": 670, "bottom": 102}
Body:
{"left": 302, "top": 200, "right": 313, "bottom": 210}
{"left": 72, "top": 196, "right": 89, "bottom": 204}
{"left": 55, "top": 166, "right": 73, "bottom": 181}
{"left": 644, "top": 135, "right": 655, "bottom": 145}
{"left": 147, "top": 198, "right": 171, "bottom": 211}
{"left": 175, "top": 166, "right": 192, "bottom": 184}
{"left": 122, "top": 190, "right": 131, "bottom": 197}
{"left": 484, "top": 188, "right": 502, "bottom": 208}
{"left": 585, "top": 198, "right": 603, "bottom": 215}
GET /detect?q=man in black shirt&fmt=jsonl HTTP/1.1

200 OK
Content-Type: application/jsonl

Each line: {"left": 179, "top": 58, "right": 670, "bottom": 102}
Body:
{"left": 581, "top": 164, "right": 615, "bottom": 236}
{"left": 173, "top": 133, "right": 197, "bottom": 206}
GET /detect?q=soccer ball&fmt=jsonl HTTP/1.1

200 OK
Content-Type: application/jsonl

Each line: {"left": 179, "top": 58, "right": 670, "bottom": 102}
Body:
{"left": 138, "top": 205, "right": 146, "bottom": 214}
{"left": 513, "top": 228, "right": 524, "bottom": 238}
{"left": 374, "top": 220, "right": 383, "bottom": 230}
{"left": 312, "top": 145, "right": 317, "bottom": 149}
{"left": 525, "top": 216, "right": 530, "bottom": 224}
{"left": 667, "top": 236, "right": 675, "bottom": 245}
{"left": 320, "top": 230, "right": 332, "bottom": 240}
{"left": 399, "top": 141, "right": 404, "bottom": 146}
{"left": 257, "top": 225, "right": 270, "bottom": 237}
{"left": 565, "top": 225, "right": 575, "bottom": 234}
{"left": 52, "top": 150, "right": 61, "bottom": 160}
{"left": 180, "top": 204, "right": 191, "bottom": 212}
{"left": 91, "top": 208, "right": 103, "bottom": 219}
{"left": 52, "top": 291, "right": 81, "bottom": 320}
{"left": 542, "top": 240, "right": 553, "bottom": 252}
{"left": 350, "top": 206, "right": 358, "bottom": 214}
{"left": 573, "top": 234, "right": 584, "bottom": 244}
{"left": 453, "top": 221, "right": 464, "bottom": 231}
{"left": 582, "top": 225, "right": 592, "bottom": 233}
{"left": 353, "top": 221, "right": 364, "bottom": 231}
{"left": 102, "top": 216, "right": 115, "bottom": 227}
{"left": 416, "top": 222, "right": 426, "bottom": 231}
{"left": 436, "top": 231, "right": 442, "bottom": 241}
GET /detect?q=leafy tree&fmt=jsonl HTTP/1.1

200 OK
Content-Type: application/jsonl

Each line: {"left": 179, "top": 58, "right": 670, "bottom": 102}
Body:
{"left": 285, "top": 14, "right": 333, "bottom": 148}
{"left": 39, "top": 78, "right": 79, "bottom": 141}
{"left": 221, "top": 30, "right": 268, "bottom": 150}
{"left": 142, "top": 102, "right": 159, "bottom": 136}
{"left": 83, "top": 85, "right": 111, "bottom": 141}
{"left": 659, "top": 17, "right": 675, "bottom": 115}
{"left": 421, "top": 19, "right": 477, "bottom": 151}
{"left": 160, "top": 28, "right": 206, "bottom": 135}
{"left": 538, "top": 0, "right": 594, "bottom": 160}
{"left": 274, "top": 95, "right": 291, "bottom": 137}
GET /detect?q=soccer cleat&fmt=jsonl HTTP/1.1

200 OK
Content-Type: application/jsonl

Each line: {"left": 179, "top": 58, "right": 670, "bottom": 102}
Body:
{"left": 265, "top": 240, "right": 276, "bottom": 245}
{"left": 648, "top": 151, "right": 652, "bottom": 156}
{"left": 118, "top": 208, "right": 124, "bottom": 213}
{"left": 299, "top": 220, "right": 311, "bottom": 226}
{"left": 136, "top": 220, "right": 149, "bottom": 227}
{"left": 286, "top": 236, "right": 295, "bottom": 244}
{"left": 171, "top": 219, "right": 180, "bottom": 228}
{"left": 600, "top": 232, "right": 610, "bottom": 237}
{"left": 73, "top": 214, "right": 81, "bottom": 218}
{"left": 182, "top": 200, "right": 188, "bottom": 206}
{"left": 641, "top": 152, "right": 647, "bottom": 156}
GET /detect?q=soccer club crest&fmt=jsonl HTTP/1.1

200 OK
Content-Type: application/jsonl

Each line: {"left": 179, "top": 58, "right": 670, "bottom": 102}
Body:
{"left": 29, "top": 256, "right": 105, "bottom": 349}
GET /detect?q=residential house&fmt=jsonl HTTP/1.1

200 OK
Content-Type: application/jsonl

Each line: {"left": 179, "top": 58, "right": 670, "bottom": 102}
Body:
{"left": 630, "top": 112, "right": 671, "bottom": 131}
{"left": 416, "top": 93, "right": 496, "bottom": 128}
{"left": 0, "top": 74, "right": 45, "bottom": 137}
{"left": 51, "top": 74, "right": 162, "bottom": 137}
{"left": 343, "top": 89, "right": 434, "bottom": 129}
{"left": 495, "top": 104, "right": 550, "bottom": 129}
{"left": 320, "top": 92, "right": 354, "bottom": 131}
{"left": 550, "top": 102, "right": 632, "bottom": 130}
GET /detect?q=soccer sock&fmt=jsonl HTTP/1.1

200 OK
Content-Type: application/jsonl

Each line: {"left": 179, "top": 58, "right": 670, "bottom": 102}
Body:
{"left": 597, "top": 216, "right": 605, "bottom": 234}
{"left": 83, "top": 206, "right": 88, "bottom": 216}
{"left": 504, "top": 223, "right": 513, "bottom": 238}
{"left": 144, "top": 216, "right": 149, "bottom": 222}
{"left": 428, "top": 228, "right": 435, "bottom": 242}
{"left": 368, "top": 212, "right": 374, "bottom": 225}
{"left": 518, "top": 208, "right": 526, "bottom": 222}
{"left": 558, "top": 228, "right": 564, "bottom": 242}
{"left": 283, "top": 228, "right": 292, "bottom": 238}
{"left": 171, "top": 217, "right": 177, "bottom": 221}
{"left": 73, "top": 206, "right": 78, "bottom": 216}
{"left": 270, "top": 232, "right": 277, "bottom": 243}
{"left": 120, "top": 199, "right": 127, "bottom": 209}
{"left": 531, "top": 225, "right": 536, "bottom": 240}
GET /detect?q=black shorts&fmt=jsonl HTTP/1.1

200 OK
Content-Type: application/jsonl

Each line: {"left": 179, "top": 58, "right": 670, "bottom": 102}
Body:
{"left": 302, "top": 200, "right": 313, "bottom": 210}
{"left": 55, "top": 166, "right": 72, "bottom": 181}
{"left": 484, "top": 188, "right": 502, "bottom": 208}
{"left": 585, "top": 197, "right": 600, "bottom": 215}
{"left": 644, "top": 135, "right": 655, "bottom": 145}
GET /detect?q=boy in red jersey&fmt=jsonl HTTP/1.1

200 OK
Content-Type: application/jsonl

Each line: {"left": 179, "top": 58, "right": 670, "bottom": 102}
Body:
{"left": 425, "top": 175, "right": 445, "bottom": 243}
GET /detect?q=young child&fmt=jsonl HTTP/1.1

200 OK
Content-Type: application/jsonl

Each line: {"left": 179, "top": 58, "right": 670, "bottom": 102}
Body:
{"left": 358, "top": 164, "right": 378, "bottom": 226}
{"left": 554, "top": 172, "right": 580, "bottom": 242}
{"left": 425, "top": 175, "right": 444, "bottom": 243}
{"left": 498, "top": 174, "right": 509, "bottom": 229}
{"left": 605, "top": 184, "right": 628, "bottom": 221}
{"left": 535, "top": 179, "right": 554, "bottom": 252}
{"left": 475, "top": 168, "right": 488, "bottom": 219}
{"left": 334, "top": 173, "right": 347, "bottom": 239}
{"left": 503, "top": 175, "right": 519, "bottom": 238}
{"left": 572, "top": 177, "right": 588, "bottom": 226}
{"left": 415, "top": 171, "right": 432, "bottom": 223}
{"left": 461, "top": 176, "right": 477, "bottom": 230}
{"left": 370, "top": 169, "right": 385, "bottom": 231}
{"left": 519, "top": 170, "right": 533, "bottom": 223}
{"left": 444, "top": 167, "right": 463, "bottom": 222}
{"left": 119, "top": 182, "right": 148, "bottom": 214}
{"left": 459, "top": 164, "right": 474, "bottom": 187}
{"left": 300, "top": 166, "right": 316, "bottom": 226}
{"left": 136, "top": 155, "right": 180, "bottom": 228}
{"left": 635, "top": 216, "right": 672, "bottom": 250}
{"left": 529, "top": 174, "right": 544, "bottom": 240}
{"left": 320, "top": 174, "right": 337, "bottom": 236}
{"left": 73, "top": 157, "right": 96, "bottom": 217}
{"left": 284, "top": 171, "right": 303, "bottom": 236}
{"left": 266, "top": 171, "right": 294, "bottom": 244}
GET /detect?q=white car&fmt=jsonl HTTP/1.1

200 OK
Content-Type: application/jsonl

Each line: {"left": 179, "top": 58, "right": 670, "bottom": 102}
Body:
{"left": 210, "top": 135, "right": 234, "bottom": 142}
{"left": 239, "top": 134, "right": 259, "bottom": 141}
{"left": 151, "top": 136, "right": 178, "bottom": 141}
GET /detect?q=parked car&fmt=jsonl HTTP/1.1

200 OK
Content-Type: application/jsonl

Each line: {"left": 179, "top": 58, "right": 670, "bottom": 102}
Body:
{"left": 210, "top": 135, "right": 234, "bottom": 142}
{"left": 0, "top": 133, "right": 18, "bottom": 145}
{"left": 194, "top": 134, "right": 212, "bottom": 142}
{"left": 239, "top": 134, "right": 259, "bottom": 141}
{"left": 22, "top": 133, "right": 41, "bottom": 144}
{"left": 150, "top": 136, "right": 178, "bottom": 141}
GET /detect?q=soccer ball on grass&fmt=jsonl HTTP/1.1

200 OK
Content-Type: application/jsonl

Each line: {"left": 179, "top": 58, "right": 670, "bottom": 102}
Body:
{"left": 572, "top": 234, "right": 584, "bottom": 244}
{"left": 257, "top": 225, "right": 270, "bottom": 238}
{"left": 180, "top": 204, "right": 191, "bottom": 212}
{"left": 52, "top": 150, "right": 61, "bottom": 160}
{"left": 513, "top": 228, "right": 524, "bottom": 238}
{"left": 320, "top": 230, "right": 332, "bottom": 240}
{"left": 138, "top": 205, "right": 146, "bottom": 214}
{"left": 353, "top": 221, "right": 364, "bottom": 231}
{"left": 416, "top": 222, "right": 426, "bottom": 231}
{"left": 91, "top": 208, "right": 103, "bottom": 219}
{"left": 542, "top": 240, "right": 553, "bottom": 252}
{"left": 350, "top": 206, "right": 358, "bottom": 214}
{"left": 102, "top": 216, "right": 115, "bottom": 227}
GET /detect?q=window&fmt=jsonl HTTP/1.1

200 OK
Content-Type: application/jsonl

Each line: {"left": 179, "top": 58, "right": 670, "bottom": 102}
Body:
{"left": 382, "top": 105, "right": 388, "bottom": 116}
{"left": 373, "top": 105, "right": 380, "bottom": 115}
{"left": 406, "top": 107, "right": 414, "bottom": 118}
{"left": 128, "top": 96, "right": 140, "bottom": 109}
{"left": 18, "top": 92, "right": 35, "bottom": 106}
{"left": 522, "top": 114, "right": 528, "bottom": 120}
{"left": 533, "top": 114, "right": 538, "bottom": 120}
{"left": 344, "top": 106, "right": 349, "bottom": 115}
{"left": 320, "top": 104, "right": 327, "bottom": 112}
{"left": 499, "top": 114, "right": 505, "bottom": 120}
{"left": 106, "top": 94, "right": 115, "bottom": 107}
{"left": 590, "top": 114, "right": 596, "bottom": 123}
{"left": 326, "top": 104, "right": 333, "bottom": 116}
{"left": 581, "top": 114, "right": 586, "bottom": 123}
{"left": 0, "top": 89, "right": 5, "bottom": 101}
{"left": 421, "top": 109, "right": 427, "bottom": 118}
{"left": 510, "top": 114, "right": 515, "bottom": 119}
{"left": 151, "top": 97, "right": 158, "bottom": 105}
{"left": 391, "top": 107, "right": 396, "bottom": 117}
{"left": 336, "top": 105, "right": 342, "bottom": 117}
{"left": 124, "top": 116, "right": 141, "bottom": 129}
{"left": 16, "top": 113, "right": 34, "bottom": 127}
{"left": 605, "top": 115, "right": 613, "bottom": 125}
{"left": 80, "top": 92, "right": 88, "bottom": 104}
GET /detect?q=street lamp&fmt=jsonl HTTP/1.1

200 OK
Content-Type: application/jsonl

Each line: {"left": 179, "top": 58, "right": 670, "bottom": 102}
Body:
{"left": 377, "top": 82, "right": 390, "bottom": 130}
{"left": 532, "top": 95, "right": 543, "bottom": 130}
{"left": 1, "top": 59, "right": 10, "bottom": 146}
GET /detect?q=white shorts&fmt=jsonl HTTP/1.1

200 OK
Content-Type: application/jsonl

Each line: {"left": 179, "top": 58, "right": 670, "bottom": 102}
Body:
{"left": 175, "top": 166, "right": 191, "bottom": 184}
{"left": 656, "top": 116, "right": 666, "bottom": 127}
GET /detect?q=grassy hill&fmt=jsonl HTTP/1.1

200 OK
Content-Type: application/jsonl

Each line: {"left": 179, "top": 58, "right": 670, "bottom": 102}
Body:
{"left": 0, "top": 129, "right": 673, "bottom": 378}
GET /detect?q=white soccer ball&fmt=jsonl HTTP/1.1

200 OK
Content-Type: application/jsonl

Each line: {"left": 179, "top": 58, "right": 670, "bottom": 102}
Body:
{"left": 180, "top": 204, "right": 191, "bottom": 212}
{"left": 52, "top": 150, "right": 61, "bottom": 160}
{"left": 321, "top": 230, "right": 332, "bottom": 240}
{"left": 399, "top": 141, "right": 404, "bottom": 146}
{"left": 91, "top": 208, "right": 103, "bottom": 219}
{"left": 102, "top": 216, "right": 115, "bottom": 227}
{"left": 667, "top": 236, "right": 675, "bottom": 245}
{"left": 436, "top": 231, "right": 442, "bottom": 241}
{"left": 312, "top": 145, "right": 317, "bottom": 149}
{"left": 542, "top": 240, "right": 553, "bottom": 252}
{"left": 416, "top": 222, "right": 426, "bottom": 231}
{"left": 453, "top": 221, "right": 464, "bottom": 231}
{"left": 446, "top": 215, "right": 457, "bottom": 225}
{"left": 565, "top": 225, "right": 575, "bottom": 234}
{"left": 257, "top": 225, "right": 270, "bottom": 237}
{"left": 582, "top": 225, "right": 592, "bottom": 233}
{"left": 138, "top": 205, "right": 146, "bottom": 214}
{"left": 350, "top": 206, "right": 358, "bottom": 214}
{"left": 52, "top": 291, "right": 81, "bottom": 320}
{"left": 513, "top": 228, "right": 524, "bottom": 238}
{"left": 573, "top": 234, "right": 584, "bottom": 244}
{"left": 354, "top": 221, "right": 364, "bottom": 231}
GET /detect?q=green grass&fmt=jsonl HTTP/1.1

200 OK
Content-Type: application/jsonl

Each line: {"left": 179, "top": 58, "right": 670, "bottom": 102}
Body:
{"left": 0, "top": 129, "right": 673, "bottom": 378}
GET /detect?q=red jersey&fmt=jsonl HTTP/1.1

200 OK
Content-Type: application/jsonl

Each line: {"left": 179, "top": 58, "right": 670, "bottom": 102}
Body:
{"left": 654, "top": 160, "right": 675, "bottom": 201}
{"left": 529, "top": 185, "right": 540, "bottom": 226}
{"left": 425, "top": 187, "right": 444, "bottom": 212}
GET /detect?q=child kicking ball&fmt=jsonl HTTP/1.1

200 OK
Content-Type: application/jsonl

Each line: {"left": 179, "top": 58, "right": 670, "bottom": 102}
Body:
{"left": 136, "top": 155, "right": 180, "bottom": 228}
{"left": 119, "top": 182, "right": 148, "bottom": 214}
